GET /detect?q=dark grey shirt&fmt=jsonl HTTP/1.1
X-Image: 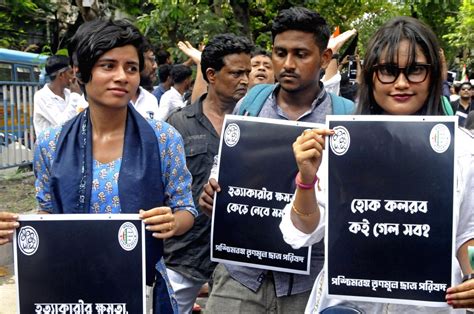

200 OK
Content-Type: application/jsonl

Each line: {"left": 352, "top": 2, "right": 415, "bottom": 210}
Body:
{"left": 165, "top": 94, "right": 218, "bottom": 281}
{"left": 227, "top": 83, "right": 332, "bottom": 297}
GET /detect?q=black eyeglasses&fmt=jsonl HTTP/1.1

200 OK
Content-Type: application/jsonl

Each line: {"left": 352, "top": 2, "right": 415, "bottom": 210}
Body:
{"left": 373, "top": 63, "right": 431, "bottom": 84}
{"left": 461, "top": 87, "right": 472, "bottom": 91}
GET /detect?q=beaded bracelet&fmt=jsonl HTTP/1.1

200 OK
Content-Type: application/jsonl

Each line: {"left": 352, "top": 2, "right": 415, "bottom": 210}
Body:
{"left": 295, "top": 172, "right": 318, "bottom": 190}
{"left": 292, "top": 204, "right": 317, "bottom": 217}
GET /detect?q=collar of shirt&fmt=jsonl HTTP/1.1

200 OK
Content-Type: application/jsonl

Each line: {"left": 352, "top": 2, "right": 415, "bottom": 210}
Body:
{"left": 259, "top": 82, "right": 330, "bottom": 124}
{"left": 184, "top": 93, "right": 207, "bottom": 118}
{"left": 45, "top": 84, "right": 71, "bottom": 102}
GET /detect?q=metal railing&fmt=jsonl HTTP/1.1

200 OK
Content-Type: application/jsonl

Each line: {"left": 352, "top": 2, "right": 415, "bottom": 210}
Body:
{"left": 0, "top": 81, "right": 39, "bottom": 169}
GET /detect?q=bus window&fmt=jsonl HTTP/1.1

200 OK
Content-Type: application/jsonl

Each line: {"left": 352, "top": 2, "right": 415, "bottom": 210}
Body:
{"left": 33, "top": 66, "right": 41, "bottom": 82}
{"left": 0, "top": 63, "right": 12, "bottom": 81}
{"left": 16, "top": 66, "right": 33, "bottom": 82}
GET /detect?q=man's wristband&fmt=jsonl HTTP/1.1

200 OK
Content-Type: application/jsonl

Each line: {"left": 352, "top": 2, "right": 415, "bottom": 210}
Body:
{"left": 295, "top": 172, "right": 318, "bottom": 190}
{"left": 462, "top": 273, "right": 474, "bottom": 282}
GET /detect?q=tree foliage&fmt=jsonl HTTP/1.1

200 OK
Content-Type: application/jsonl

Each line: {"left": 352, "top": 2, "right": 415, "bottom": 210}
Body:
{"left": 443, "top": 0, "right": 474, "bottom": 71}
{"left": 0, "top": 0, "right": 53, "bottom": 51}
{"left": 1, "top": 0, "right": 472, "bottom": 75}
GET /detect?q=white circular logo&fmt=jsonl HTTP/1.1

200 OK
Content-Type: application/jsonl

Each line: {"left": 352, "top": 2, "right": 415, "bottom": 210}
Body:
{"left": 224, "top": 123, "right": 240, "bottom": 147}
{"left": 18, "top": 226, "right": 39, "bottom": 256}
{"left": 330, "top": 126, "right": 350, "bottom": 156}
{"left": 118, "top": 222, "right": 139, "bottom": 251}
{"left": 430, "top": 124, "right": 451, "bottom": 154}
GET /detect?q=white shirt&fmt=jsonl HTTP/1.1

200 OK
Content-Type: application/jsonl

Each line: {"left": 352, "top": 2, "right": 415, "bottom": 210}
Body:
{"left": 322, "top": 71, "right": 342, "bottom": 96}
{"left": 157, "top": 87, "right": 185, "bottom": 121}
{"left": 450, "top": 95, "right": 460, "bottom": 102}
{"left": 131, "top": 86, "right": 159, "bottom": 120}
{"left": 33, "top": 84, "right": 88, "bottom": 136}
{"left": 280, "top": 129, "right": 474, "bottom": 314}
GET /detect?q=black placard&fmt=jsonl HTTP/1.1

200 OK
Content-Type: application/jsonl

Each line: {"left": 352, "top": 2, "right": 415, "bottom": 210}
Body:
{"left": 14, "top": 214, "right": 145, "bottom": 313}
{"left": 326, "top": 116, "right": 456, "bottom": 306}
{"left": 211, "top": 115, "right": 318, "bottom": 274}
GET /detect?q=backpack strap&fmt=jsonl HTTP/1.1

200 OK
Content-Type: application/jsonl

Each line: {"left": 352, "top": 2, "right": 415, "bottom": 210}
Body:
{"left": 441, "top": 96, "right": 454, "bottom": 116}
{"left": 329, "top": 93, "right": 355, "bottom": 115}
{"left": 238, "top": 84, "right": 275, "bottom": 116}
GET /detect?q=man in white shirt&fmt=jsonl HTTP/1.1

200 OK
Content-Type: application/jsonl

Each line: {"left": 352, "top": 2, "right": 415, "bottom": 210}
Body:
{"left": 157, "top": 64, "right": 192, "bottom": 121}
{"left": 33, "top": 55, "right": 88, "bottom": 136}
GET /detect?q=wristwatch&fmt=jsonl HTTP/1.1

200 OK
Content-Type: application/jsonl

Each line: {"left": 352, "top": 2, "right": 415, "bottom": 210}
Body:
{"left": 332, "top": 53, "right": 340, "bottom": 60}
{"left": 462, "top": 273, "right": 474, "bottom": 282}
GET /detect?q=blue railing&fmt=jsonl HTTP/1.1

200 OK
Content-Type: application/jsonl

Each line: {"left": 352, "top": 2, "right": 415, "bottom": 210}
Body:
{"left": 0, "top": 81, "right": 39, "bottom": 169}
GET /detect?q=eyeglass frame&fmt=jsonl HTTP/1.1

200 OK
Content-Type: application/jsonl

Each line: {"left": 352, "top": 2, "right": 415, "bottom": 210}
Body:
{"left": 373, "top": 63, "right": 431, "bottom": 84}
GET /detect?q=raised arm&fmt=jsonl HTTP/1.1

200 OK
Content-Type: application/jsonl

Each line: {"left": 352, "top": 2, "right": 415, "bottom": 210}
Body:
{"left": 177, "top": 41, "right": 207, "bottom": 104}
{"left": 290, "top": 128, "right": 334, "bottom": 234}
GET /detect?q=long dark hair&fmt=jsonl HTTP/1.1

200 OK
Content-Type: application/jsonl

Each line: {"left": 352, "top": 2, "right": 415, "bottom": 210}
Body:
{"left": 358, "top": 16, "right": 443, "bottom": 115}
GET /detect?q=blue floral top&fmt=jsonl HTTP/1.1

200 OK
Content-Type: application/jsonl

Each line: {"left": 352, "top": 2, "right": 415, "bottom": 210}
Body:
{"left": 33, "top": 119, "right": 197, "bottom": 314}
{"left": 34, "top": 119, "right": 197, "bottom": 216}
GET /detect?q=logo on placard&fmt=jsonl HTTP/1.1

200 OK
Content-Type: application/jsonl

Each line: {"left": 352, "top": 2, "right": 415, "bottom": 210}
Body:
{"left": 224, "top": 123, "right": 240, "bottom": 147}
{"left": 330, "top": 126, "right": 350, "bottom": 156}
{"left": 430, "top": 124, "right": 451, "bottom": 153}
{"left": 118, "top": 222, "right": 138, "bottom": 251}
{"left": 18, "top": 226, "right": 39, "bottom": 256}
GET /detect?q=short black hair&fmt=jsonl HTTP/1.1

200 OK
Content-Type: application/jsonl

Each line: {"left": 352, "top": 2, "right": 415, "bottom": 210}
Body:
{"left": 251, "top": 47, "right": 271, "bottom": 59}
{"left": 141, "top": 37, "right": 154, "bottom": 54}
{"left": 201, "top": 33, "right": 253, "bottom": 83}
{"left": 158, "top": 64, "right": 172, "bottom": 82}
{"left": 171, "top": 64, "right": 192, "bottom": 84}
{"left": 45, "top": 55, "right": 70, "bottom": 80}
{"left": 68, "top": 19, "right": 144, "bottom": 84}
{"left": 271, "top": 7, "right": 330, "bottom": 52}
{"left": 156, "top": 50, "right": 171, "bottom": 65}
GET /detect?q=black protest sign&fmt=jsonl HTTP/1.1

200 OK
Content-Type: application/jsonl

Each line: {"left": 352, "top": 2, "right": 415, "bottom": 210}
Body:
{"left": 14, "top": 214, "right": 145, "bottom": 313}
{"left": 326, "top": 116, "right": 456, "bottom": 306}
{"left": 211, "top": 115, "right": 317, "bottom": 274}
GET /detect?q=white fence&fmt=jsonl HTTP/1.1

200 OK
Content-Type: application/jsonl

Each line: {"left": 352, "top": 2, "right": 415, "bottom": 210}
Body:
{"left": 0, "top": 82, "right": 39, "bottom": 169}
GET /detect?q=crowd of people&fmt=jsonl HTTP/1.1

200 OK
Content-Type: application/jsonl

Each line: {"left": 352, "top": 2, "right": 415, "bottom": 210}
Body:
{"left": 0, "top": 5, "right": 473, "bottom": 314}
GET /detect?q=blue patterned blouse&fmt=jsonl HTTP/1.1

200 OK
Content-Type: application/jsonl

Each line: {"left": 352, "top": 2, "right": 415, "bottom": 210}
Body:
{"left": 33, "top": 119, "right": 197, "bottom": 314}
{"left": 34, "top": 119, "right": 196, "bottom": 216}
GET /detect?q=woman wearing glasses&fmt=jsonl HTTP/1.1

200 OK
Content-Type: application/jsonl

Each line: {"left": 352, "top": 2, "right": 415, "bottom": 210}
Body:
{"left": 282, "top": 16, "right": 474, "bottom": 313}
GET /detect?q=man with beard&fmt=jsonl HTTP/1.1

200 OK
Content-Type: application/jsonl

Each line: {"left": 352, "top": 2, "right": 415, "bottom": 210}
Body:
{"left": 165, "top": 33, "right": 253, "bottom": 314}
{"left": 131, "top": 39, "right": 159, "bottom": 119}
{"left": 200, "top": 7, "right": 352, "bottom": 313}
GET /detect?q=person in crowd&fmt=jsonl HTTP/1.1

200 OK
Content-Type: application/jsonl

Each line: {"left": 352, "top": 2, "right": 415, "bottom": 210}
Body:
{"left": 450, "top": 83, "right": 461, "bottom": 102}
{"left": 140, "top": 39, "right": 158, "bottom": 92}
{"left": 199, "top": 7, "right": 353, "bottom": 313}
{"left": 281, "top": 16, "right": 474, "bottom": 313}
{"left": 157, "top": 64, "right": 192, "bottom": 121}
{"left": 33, "top": 55, "right": 88, "bottom": 136}
{"left": 321, "top": 28, "right": 357, "bottom": 96}
{"left": 130, "top": 38, "right": 160, "bottom": 120}
{"left": 337, "top": 54, "right": 362, "bottom": 102}
{"left": 451, "top": 81, "right": 474, "bottom": 127}
{"left": 153, "top": 64, "right": 173, "bottom": 104}
{"left": 164, "top": 33, "right": 252, "bottom": 314}
{"left": 157, "top": 49, "right": 172, "bottom": 66}
{"left": 248, "top": 48, "right": 275, "bottom": 89}
{"left": 0, "top": 19, "right": 198, "bottom": 314}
